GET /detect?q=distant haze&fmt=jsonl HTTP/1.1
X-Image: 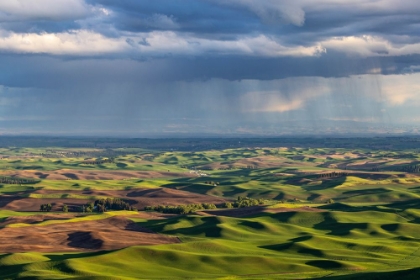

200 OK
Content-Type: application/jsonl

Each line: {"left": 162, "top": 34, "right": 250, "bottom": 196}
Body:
{"left": 0, "top": 0, "right": 420, "bottom": 136}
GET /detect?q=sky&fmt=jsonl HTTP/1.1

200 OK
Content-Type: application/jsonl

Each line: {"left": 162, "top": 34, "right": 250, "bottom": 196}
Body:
{"left": 0, "top": 0, "right": 420, "bottom": 136}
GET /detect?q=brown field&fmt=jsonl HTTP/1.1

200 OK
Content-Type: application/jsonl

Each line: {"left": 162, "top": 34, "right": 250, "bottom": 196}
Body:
{"left": 0, "top": 169, "right": 195, "bottom": 180}
{"left": 1, "top": 188, "right": 227, "bottom": 211}
{"left": 0, "top": 215, "right": 180, "bottom": 253}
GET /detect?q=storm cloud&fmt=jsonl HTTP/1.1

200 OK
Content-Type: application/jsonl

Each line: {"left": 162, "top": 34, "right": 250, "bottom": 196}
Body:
{"left": 0, "top": 0, "right": 419, "bottom": 136}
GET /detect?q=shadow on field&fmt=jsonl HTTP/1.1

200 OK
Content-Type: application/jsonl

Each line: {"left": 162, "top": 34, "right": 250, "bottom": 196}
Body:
{"left": 307, "top": 193, "right": 322, "bottom": 201}
{"left": 211, "top": 169, "right": 253, "bottom": 177}
{"left": 15, "top": 165, "right": 44, "bottom": 170}
{"left": 269, "top": 212, "right": 298, "bottom": 223}
{"left": 260, "top": 235, "right": 325, "bottom": 258}
{"left": 161, "top": 175, "right": 259, "bottom": 198}
{"left": 222, "top": 187, "right": 250, "bottom": 198}
{"left": 126, "top": 189, "right": 159, "bottom": 197}
{"left": 50, "top": 262, "right": 78, "bottom": 274}
{"left": 343, "top": 188, "right": 391, "bottom": 196}
{"left": 340, "top": 188, "right": 391, "bottom": 200}
{"left": 306, "top": 260, "right": 343, "bottom": 269}
{"left": 43, "top": 251, "right": 107, "bottom": 262}
{"left": 162, "top": 183, "right": 216, "bottom": 195}
{"left": 67, "top": 232, "right": 103, "bottom": 250}
{"left": 239, "top": 220, "right": 266, "bottom": 230}
{"left": 0, "top": 189, "right": 37, "bottom": 208}
{"left": 311, "top": 266, "right": 420, "bottom": 280}
{"left": 301, "top": 177, "right": 347, "bottom": 191}
{"left": 317, "top": 203, "right": 385, "bottom": 213}
{"left": 0, "top": 196, "right": 23, "bottom": 208}
{"left": 318, "top": 201, "right": 420, "bottom": 226}
{"left": 163, "top": 157, "right": 178, "bottom": 164}
{"left": 386, "top": 200, "right": 420, "bottom": 210}
{"left": 313, "top": 213, "right": 368, "bottom": 236}
{"left": 138, "top": 216, "right": 223, "bottom": 238}
{"left": 381, "top": 224, "right": 399, "bottom": 231}
{"left": 0, "top": 260, "right": 28, "bottom": 279}
{"left": 116, "top": 163, "right": 127, "bottom": 168}
{"left": 62, "top": 173, "right": 79, "bottom": 180}
{"left": 34, "top": 172, "right": 49, "bottom": 179}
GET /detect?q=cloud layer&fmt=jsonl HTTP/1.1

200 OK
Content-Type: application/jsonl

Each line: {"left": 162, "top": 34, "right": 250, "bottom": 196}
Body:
{"left": 1, "top": 0, "right": 419, "bottom": 59}
{"left": 0, "top": 0, "right": 419, "bottom": 135}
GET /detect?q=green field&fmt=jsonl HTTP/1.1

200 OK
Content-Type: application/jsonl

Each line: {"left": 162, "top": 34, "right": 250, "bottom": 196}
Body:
{"left": 2, "top": 138, "right": 420, "bottom": 279}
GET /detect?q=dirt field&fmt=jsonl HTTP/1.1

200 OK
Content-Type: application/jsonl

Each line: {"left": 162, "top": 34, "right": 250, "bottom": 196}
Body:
{"left": 1, "top": 188, "right": 227, "bottom": 211}
{"left": 0, "top": 215, "right": 180, "bottom": 253}
{"left": 0, "top": 169, "right": 195, "bottom": 180}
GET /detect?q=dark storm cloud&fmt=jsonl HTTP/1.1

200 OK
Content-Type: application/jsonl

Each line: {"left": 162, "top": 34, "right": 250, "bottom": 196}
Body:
{"left": 161, "top": 53, "right": 416, "bottom": 81}
{"left": 86, "top": 0, "right": 260, "bottom": 34}
{"left": 1, "top": 51, "right": 417, "bottom": 89}
{"left": 1, "top": 0, "right": 420, "bottom": 136}
{"left": 0, "top": 0, "right": 420, "bottom": 76}
{"left": 84, "top": 0, "right": 420, "bottom": 46}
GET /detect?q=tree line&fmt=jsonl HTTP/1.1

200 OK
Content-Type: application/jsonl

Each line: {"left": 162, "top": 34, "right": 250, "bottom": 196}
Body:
{"left": 0, "top": 176, "right": 39, "bottom": 185}
{"left": 145, "top": 196, "right": 266, "bottom": 215}
{"left": 79, "top": 198, "right": 137, "bottom": 212}
{"left": 82, "top": 158, "right": 115, "bottom": 165}
{"left": 226, "top": 196, "right": 265, "bottom": 208}
{"left": 94, "top": 198, "right": 137, "bottom": 212}
{"left": 40, "top": 204, "right": 52, "bottom": 212}
{"left": 401, "top": 165, "right": 420, "bottom": 173}
{"left": 318, "top": 172, "right": 348, "bottom": 179}
{"left": 144, "top": 203, "right": 217, "bottom": 214}
{"left": 40, "top": 197, "right": 137, "bottom": 213}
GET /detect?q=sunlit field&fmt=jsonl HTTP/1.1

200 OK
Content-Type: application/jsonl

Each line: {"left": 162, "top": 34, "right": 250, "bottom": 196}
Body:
{"left": 1, "top": 138, "right": 420, "bottom": 279}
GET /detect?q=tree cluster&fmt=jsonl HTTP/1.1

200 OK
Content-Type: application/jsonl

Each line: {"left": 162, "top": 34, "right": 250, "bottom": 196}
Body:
{"left": 56, "top": 198, "right": 138, "bottom": 213}
{"left": 40, "top": 204, "right": 52, "bottom": 212}
{"left": 79, "top": 202, "right": 95, "bottom": 213}
{"left": 401, "top": 165, "right": 420, "bottom": 173}
{"left": 145, "top": 197, "right": 266, "bottom": 215}
{"left": 0, "top": 176, "right": 39, "bottom": 185}
{"left": 82, "top": 158, "right": 114, "bottom": 165}
{"left": 318, "top": 172, "right": 348, "bottom": 179}
{"left": 145, "top": 203, "right": 217, "bottom": 214}
{"left": 94, "top": 198, "right": 136, "bottom": 212}
{"left": 234, "top": 196, "right": 265, "bottom": 208}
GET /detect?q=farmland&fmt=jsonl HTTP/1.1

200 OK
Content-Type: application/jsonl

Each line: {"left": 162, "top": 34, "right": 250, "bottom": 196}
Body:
{"left": 1, "top": 137, "right": 420, "bottom": 279}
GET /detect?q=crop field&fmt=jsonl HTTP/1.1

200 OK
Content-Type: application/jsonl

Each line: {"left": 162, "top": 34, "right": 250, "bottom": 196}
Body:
{"left": 2, "top": 137, "right": 420, "bottom": 279}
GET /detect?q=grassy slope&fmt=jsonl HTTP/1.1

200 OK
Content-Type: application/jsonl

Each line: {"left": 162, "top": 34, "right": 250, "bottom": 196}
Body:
{"left": 2, "top": 146, "right": 420, "bottom": 278}
{"left": 2, "top": 207, "right": 420, "bottom": 279}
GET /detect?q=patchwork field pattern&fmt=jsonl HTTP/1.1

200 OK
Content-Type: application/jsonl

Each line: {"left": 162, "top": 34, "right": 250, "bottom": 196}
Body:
{"left": 1, "top": 138, "right": 420, "bottom": 279}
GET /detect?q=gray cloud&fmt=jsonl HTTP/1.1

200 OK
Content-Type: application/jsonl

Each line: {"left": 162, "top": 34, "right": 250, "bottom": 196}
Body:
{"left": 1, "top": 0, "right": 420, "bottom": 60}
{"left": 210, "top": 0, "right": 306, "bottom": 26}
{"left": 0, "top": 0, "right": 90, "bottom": 21}
{"left": 0, "top": 0, "right": 420, "bottom": 135}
